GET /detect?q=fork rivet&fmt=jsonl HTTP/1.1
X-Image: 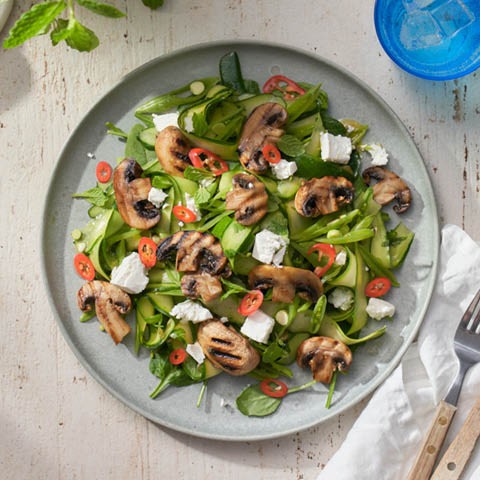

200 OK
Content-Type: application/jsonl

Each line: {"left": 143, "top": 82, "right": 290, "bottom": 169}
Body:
{"left": 427, "top": 445, "right": 436, "bottom": 454}
{"left": 438, "top": 416, "right": 448, "bottom": 425}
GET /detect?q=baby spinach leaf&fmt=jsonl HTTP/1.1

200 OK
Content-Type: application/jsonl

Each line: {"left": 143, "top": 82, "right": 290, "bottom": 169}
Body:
{"left": 236, "top": 385, "right": 282, "bottom": 417}
{"left": 125, "top": 124, "right": 147, "bottom": 166}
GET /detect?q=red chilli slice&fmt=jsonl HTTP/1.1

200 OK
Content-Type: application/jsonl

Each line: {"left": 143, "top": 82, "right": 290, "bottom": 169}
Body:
{"left": 96, "top": 161, "right": 112, "bottom": 183}
{"left": 169, "top": 348, "right": 187, "bottom": 365}
{"left": 260, "top": 378, "right": 289, "bottom": 398}
{"left": 74, "top": 253, "right": 95, "bottom": 281}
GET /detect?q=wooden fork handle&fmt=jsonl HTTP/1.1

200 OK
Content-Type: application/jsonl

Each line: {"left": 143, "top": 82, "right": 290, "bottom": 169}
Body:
{"left": 406, "top": 400, "right": 457, "bottom": 480}
{"left": 431, "top": 397, "right": 480, "bottom": 480}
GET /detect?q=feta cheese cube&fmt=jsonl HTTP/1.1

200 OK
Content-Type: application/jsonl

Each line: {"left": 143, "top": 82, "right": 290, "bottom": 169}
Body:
{"left": 328, "top": 287, "right": 354, "bottom": 311}
{"left": 110, "top": 252, "right": 149, "bottom": 294}
{"left": 366, "top": 297, "right": 396, "bottom": 320}
{"left": 152, "top": 112, "right": 179, "bottom": 132}
{"left": 271, "top": 159, "right": 298, "bottom": 180}
{"left": 170, "top": 300, "right": 213, "bottom": 323}
{"left": 320, "top": 132, "right": 352, "bottom": 164}
{"left": 240, "top": 310, "right": 275, "bottom": 344}
{"left": 364, "top": 143, "right": 389, "bottom": 166}
{"left": 184, "top": 192, "right": 201, "bottom": 221}
{"left": 335, "top": 249, "right": 347, "bottom": 266}
{"left": 186, "top": 342, "right": 205, "bottom": 364}
{"left": 334, "top": 250, "right": 347, "bottom": 265}
{"left": 148, "top": 187, "right": 168, "bottom": 208}
{"left": 252, "top": 229, "right": 288, "bottom": 266}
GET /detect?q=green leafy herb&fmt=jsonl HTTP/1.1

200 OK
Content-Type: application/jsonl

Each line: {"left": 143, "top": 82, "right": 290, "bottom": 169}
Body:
{"left": 142, "top": 0, "right": 164, "bottom": 9}
{"left": 3, "top": 1, "right": 67, "bottom": 49}
{"left": 194, "top": 186, "right": 213, "bottom": 205}
{"left": 105, "top": 122, "right": 128, "bottom": 139}
{"left": 125, "top": 124, "right": 147, "bottom": 166}
{"left": 183, "top": 166, "right": 215, "bottom": 182}
{"left": 149, "top": 352, "right": 196, "bottom": 399}
{"left": 72, "top": 186, "right": 110, "bottom": 206}
{"left": 236, "top": 385, "right": 282, "bottom": 417}
{"left": 220, "top": 278, "right": 249, "bottom": 300}
{"left": 277, "top": 134, "right": 306, "bottom": 157}
{"left": 4, "top": 0, "right": 162, "bottom": 52}
{"left": 76, "top": 0, "right": 126, "bottom": 18}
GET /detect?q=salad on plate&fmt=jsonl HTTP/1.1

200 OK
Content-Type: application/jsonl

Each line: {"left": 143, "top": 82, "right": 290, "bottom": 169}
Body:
{"left": 71, "top": 52, "right": 414, "bottom": 417}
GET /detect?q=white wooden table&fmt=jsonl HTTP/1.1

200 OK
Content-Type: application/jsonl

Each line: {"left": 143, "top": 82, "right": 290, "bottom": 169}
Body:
{"left": 1, "top": 1, "right": 478, "bottom": 479}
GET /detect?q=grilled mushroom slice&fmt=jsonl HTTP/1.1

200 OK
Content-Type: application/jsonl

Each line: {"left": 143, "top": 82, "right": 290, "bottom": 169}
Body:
{"left": 225, "top": 173, "right": 268, "bottom": 226}
{"left": 248, "top": 265, "right": 323, "bottom": 303}
{"left": 77, "top": 280, "right": 132, "bottom": 345}
{"left": 156, "top": 231, "right": 231, "bottom": 277}
{"left": 113, "top": 158, "right": 161, "bottom": 230}
{"left": 294, "top": 176, "right": 354, "bottom": 217}
{"left": 237, "top": 102, "right": 288, "bottom": 173}
{"left": 181, "top": 273, "right": 223, "bottom": 303}
{"left": 197, "top": 320, "right": 260, "bottom": 376}
{"left": 362, "top": 166, "right": 411, "bottom": 213}
{"left": 155, "top": 126, "right": 192, "bottom": 177}
{"left": 296, "top": 336, "right": 352, "bottom": 384}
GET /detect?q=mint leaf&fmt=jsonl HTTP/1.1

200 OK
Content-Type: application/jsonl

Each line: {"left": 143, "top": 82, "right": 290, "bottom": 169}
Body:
{"left": 277, "top": 134, "right": 305, "bottom": 157}
{"left": 194, "top": 187, "right": 212, "bottom": 205}
{"left": 142, "top": 0, "right": 164, "bottom": 9}
{"left": 105, "top": 122, "right": 128, "bottom": 139}
{"left": 76, "top": 0, "right": 126, "bottom": 18}
{"left": 72, "top": 186, "right": 109, "bottom": 206}
{"left": 50, "top": 18, "right": 69, "bottom": 45}
{"left": 3, "top": 1, "right": 67, "bottom": 49}
{"left": 63, "top": 18, "right": 99, "bottom": 52}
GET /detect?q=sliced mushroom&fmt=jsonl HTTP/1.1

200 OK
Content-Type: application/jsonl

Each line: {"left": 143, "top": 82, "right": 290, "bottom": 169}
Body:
{"left": 77, "top": 280, "right": 132, "bottom": 345}
{"left": 237, "top": 102, "right": 288, "bottom": 173}
{"left": 155, "top": 126, "right": 192, "bottom": 177}
{"left": 296, "top": 336, "right": 352, "bottom": 384}
{"left": 156, "top": 231, "right": 231, "bottom": 277}
{"left": 225, "top": 173, "right": 268, "bottom": 226}
{"left": 181, "top": 273, "right": 223, "bottom": 303}
{"left": 294, "top": 176, "right": 354, "bottom": 217}
{"left": 113, "top": 158, "right": 160, "bottom": 230}
{"left": 248, "top": 265, "right": 323, "bottom": 303}
{"left": 362, "top": 166, "right": 411, "bottom": 213}
{"left": 197, "top": 320, "right": 260, "bottom": 376}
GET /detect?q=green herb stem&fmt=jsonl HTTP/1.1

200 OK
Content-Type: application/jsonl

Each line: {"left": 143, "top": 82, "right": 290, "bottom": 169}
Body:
{"left": 196, "top": 382, "right": 207, "bottom": 408}
{"left": 287, "top": 379, "right": 317, "bottom": 394}
{"left": 325, "top": 372, "right": 338, "bottom": 409}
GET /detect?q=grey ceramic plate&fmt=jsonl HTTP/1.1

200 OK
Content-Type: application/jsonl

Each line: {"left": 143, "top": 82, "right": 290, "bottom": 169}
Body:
{"left": 41, "top": 41, "right": 439, "bottom": 441}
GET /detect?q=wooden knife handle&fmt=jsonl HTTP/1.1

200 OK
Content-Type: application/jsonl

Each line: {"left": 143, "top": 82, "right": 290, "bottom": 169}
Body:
{"left": 431, "top": 397, "right": 480, "bottom": 480}
{"left": 406, "top": 400, "right": 457, "bottom": 480}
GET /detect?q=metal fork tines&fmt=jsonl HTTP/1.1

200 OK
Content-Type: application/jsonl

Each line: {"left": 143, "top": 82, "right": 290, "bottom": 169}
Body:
{"left": 445, "top": 289, "right": 480, "bottom": 406}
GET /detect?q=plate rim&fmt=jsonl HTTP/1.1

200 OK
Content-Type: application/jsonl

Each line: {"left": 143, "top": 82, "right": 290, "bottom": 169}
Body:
{"left": 40, "top": 39, "right": 440, "bottom": 441}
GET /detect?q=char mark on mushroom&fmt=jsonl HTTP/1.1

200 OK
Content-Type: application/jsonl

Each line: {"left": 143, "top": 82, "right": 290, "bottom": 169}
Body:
{"left": 197, "top": 320, "right": 261, "bottom": 376}
{"left": 225, "top": 173, "right": 268, "bottom": 226}
{"left": 248, "top": 265, "right": 323, "bottom": 304}
{"left": 296, "top": 336, "right": 352, "bottom": 384}
{"left": 155, "top": 126, "right": 192, "bottom": 177}
{"left": 156, "top": 231, "right": 231, "bottom": 277}
{"left": 362, "top": 166, "right": 411, "bottom": 213}
{"left": 113, "top": 158, "right": 161, "bottom": 230}
{"left": 294, "top": 176, "right": 354, "bottom": 218}
{"left": 77, "top": 280, "right": 132, "bottom": 345}
{"left": 237, "top": 103, "right": 288, "bottom": 173}
{"left": 180, "top": 273, "right": 223, "bottom": 303}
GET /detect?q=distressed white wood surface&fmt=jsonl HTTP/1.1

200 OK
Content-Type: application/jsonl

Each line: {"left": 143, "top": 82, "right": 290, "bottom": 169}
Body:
{"left": 1, "top": 1, "right": 479, "bottom": 479}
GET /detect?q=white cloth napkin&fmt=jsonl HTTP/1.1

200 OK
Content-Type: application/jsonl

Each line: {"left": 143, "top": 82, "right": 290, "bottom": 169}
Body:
{"left": 318, "top": 224, "right": 480, "bottom": 480}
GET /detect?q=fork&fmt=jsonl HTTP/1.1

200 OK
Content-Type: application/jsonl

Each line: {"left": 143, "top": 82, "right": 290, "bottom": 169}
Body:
{"left": 407, "top": 289, "right": 480, "bottom": 480}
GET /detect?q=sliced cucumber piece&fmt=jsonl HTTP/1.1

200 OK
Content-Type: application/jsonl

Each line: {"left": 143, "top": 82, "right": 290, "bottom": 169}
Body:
{"left": 390, "top": 222, "right": 415, "bottom": 268}
{"left": 138, "top": 127, "right": 157, "bottom": 149}
{"left": 370, "top": 212, "right": 390, "bottom": 269}
{"left": 239, "top": 93, "right": 286, "bottom": 116}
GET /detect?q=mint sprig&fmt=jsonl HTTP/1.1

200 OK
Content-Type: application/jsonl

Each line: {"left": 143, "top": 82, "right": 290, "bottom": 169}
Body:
{"left": 3, "top": 0, "right": 162, "bottom": 52}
